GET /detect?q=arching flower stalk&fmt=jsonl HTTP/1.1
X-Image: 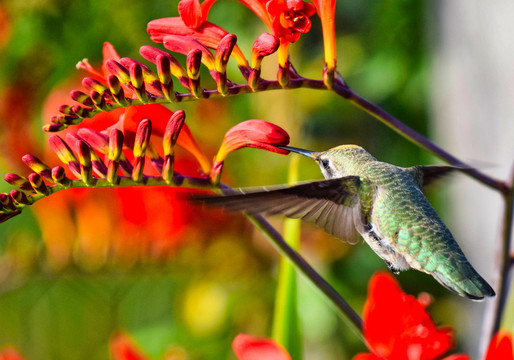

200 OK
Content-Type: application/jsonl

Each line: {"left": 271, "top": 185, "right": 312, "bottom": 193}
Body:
{"left": 0, "top": 112, "right": 290, "bottom": 223}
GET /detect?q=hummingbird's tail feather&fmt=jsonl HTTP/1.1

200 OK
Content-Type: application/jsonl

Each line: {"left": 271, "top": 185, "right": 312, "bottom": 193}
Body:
{"left": 432, "top": 271, "right": 495, "bottom": 300}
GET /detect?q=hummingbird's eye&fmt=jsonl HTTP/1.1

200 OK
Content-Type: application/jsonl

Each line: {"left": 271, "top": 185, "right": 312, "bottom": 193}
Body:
{"left": 321, "top": 159, "right": 331, "bottom": 169}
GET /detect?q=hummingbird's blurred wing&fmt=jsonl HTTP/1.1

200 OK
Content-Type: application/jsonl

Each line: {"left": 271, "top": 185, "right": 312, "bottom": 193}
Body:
{"left": 406, "top": 165, "right": 463, "bottom": 189}
{"left": 191, "top": 176, "right": 366, "bottom": 244}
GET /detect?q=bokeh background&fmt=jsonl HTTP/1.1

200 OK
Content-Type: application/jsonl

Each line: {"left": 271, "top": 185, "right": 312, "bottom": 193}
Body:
{"left": 0, "top": 0, "right": 512, "bottom": 359}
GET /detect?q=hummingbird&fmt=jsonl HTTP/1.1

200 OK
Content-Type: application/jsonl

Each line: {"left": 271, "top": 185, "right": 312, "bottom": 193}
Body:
{"left": 192, "top": 144, "right": 495, "bottom": 300}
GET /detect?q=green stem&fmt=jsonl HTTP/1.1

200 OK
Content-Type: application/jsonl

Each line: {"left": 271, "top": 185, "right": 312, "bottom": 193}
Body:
{"left": 272, "top": 156, "right": 302, "bottom": 358}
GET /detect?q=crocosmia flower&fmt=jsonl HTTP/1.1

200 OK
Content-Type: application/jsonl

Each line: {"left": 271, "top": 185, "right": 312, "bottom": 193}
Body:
{"left": 211, "top": 119, "right": 290, "bottom": 182}
{"left": 266, "top": 0, "right": 316, "bottom": 43}
{"left": 233, "top": 334, "right": 292, "bottom": 360}
{"left": 354, "top": 272, "right": 456, "bottom": 360}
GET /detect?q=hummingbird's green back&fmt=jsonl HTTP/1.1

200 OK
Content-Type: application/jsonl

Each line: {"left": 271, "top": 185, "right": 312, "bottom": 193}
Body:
{"left": 320, "top": 145, "right": 494, "bottom": 299}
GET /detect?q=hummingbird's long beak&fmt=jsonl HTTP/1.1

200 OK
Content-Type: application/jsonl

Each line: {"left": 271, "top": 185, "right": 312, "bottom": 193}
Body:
{"left": 278, "top": 146, "right": 318, "bottom": 159}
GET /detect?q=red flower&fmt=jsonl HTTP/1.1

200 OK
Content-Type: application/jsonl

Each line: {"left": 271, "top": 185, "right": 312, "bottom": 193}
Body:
{"left": 266, "top": 0, "right": 316, "bottom": 43}
{"left": 484, "top": 330, "right": 513, "bottom": 360}
{"left": 178, "top": 0, "right": 218, "bottom": 29}
{"left": 174, "top": 0, "right": 315, "bottom": 66}
{"left": 147, "top": 17, "right": 248, "bottom": 67}
{"left": 233, "top": 334, "right": 292, "bottom": 360}
{"left": 211, "top": 119, "right": 289, "bottom": 181}
{"left": 310, "top": 0, "right": 336, "bottom": 71}
{"left": 355, "top": 272, "right": 455, "bottom": 360}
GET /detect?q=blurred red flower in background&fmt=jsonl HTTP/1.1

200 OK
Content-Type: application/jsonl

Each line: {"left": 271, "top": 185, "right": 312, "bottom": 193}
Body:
{"left": 0, "top": 348, "right": 26, "bottom": 360}
{"left": 110, "top": 333, "right": 149, "bottom": 360}
{"left": 232, "top": 333, "right": 291, "bottom": 360}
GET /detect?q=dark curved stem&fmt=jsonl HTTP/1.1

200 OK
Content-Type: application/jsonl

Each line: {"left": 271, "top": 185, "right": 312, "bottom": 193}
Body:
{"left": 492, "top": 162, "right": 514, "bottom": 334}
{"left": 217, "top": 184, "right": 363, "bottom": 334}
{"left": 246, "top": 213, "right": 364, "bottom": 334}
{"left": 331, "top": 79, "right": 508, "bottom": 195}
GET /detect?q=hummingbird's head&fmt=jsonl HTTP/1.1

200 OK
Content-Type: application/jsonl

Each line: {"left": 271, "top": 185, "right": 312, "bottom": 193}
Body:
{"left": 279, "top": 144, "right": 375, "bottom": 179}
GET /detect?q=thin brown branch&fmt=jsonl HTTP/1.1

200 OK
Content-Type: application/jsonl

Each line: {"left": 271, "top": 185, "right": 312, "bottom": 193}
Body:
{"left": 331, "top": 79, "right": 509, "bottom": 195}
{"left": 218, "top": 184, "right": 363, "bottom": 334}
{"left": 246, "top": 213, "right": 364, "bottom": 334}
{"left": 492, "top": 161, "right": 514, "bottom": 333}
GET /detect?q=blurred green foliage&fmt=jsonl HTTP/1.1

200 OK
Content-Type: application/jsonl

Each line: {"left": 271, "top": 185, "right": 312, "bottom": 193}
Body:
{"left": 0, "top": 0, "right": 466, "bottom": 359}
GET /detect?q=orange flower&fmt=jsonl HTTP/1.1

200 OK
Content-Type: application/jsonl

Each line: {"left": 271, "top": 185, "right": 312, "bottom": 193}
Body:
{"left": 355, "top": 272, "right": 456, "bottom": 360}
{"left": 232, "top": 334, "right": 292, "bottom": 360}
{"left": 175, "top": 0, "right": 315, "bottom": 66}
{"left": 215, "top": 119, "right": 290, "bottom": 162}
{"left": 211, "top": 120, "right": 289, "bottom": 182}
{"left": 484, "top": 330, "right": 514, "bottom": 360}
{"left": 310, "top": 0, "right": 336, "bottom": 72}
{"left": 147, "top": 17, "right": 248, "bottom": 67}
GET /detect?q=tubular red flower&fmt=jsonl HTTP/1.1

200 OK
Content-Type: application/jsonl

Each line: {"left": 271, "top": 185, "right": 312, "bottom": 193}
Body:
{"left": 355, "top": 272, "right": 455, "bottom": 360}
{"left": 215, "top": 120, "right": 290, "bottom": 163}
{"left": 267, "top": 0, "right": 316, "bottom": 43}
{"left": 233, "top": 334, "right": 292, "bottom": 360}
{"left": 251, "top": 32, "right": 280, "bottom": 68}
{"left": 178, "top": 0, "right": 218, "bottom": 29}
{"left": 310, "top": 0, "right": 336, "bottom": 71}
{"left": 147, "top": 17, "right": 248, "bottom": 67}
